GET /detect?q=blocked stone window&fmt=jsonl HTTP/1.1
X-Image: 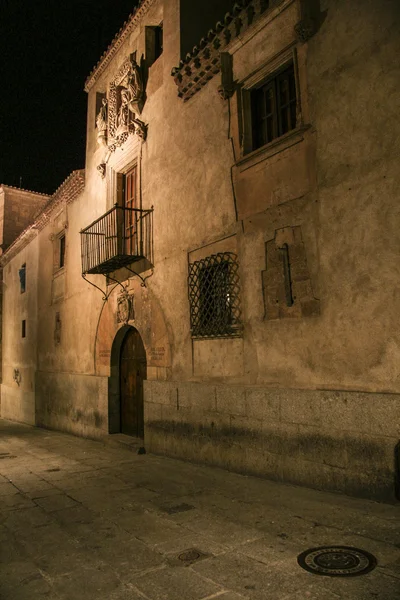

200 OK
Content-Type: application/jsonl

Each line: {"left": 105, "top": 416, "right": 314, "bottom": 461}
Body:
{"left": 262, "top": 226, "right": 320, "bottom": 320}
{"left": 188, "top": 253, "right": 242, "bottom": 338}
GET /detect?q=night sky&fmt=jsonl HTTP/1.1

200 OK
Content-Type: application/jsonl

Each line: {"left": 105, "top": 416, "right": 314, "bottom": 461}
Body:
{"left": 0, "top": 1, "right": 140, "bottom": 195}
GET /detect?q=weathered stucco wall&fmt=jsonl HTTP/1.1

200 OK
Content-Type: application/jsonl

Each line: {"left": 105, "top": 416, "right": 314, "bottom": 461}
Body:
{"left": 304, "top": 0, "right": 400, "bottom": 392}
{"left": 35, "top": 372, "right": 108, "bottom": 438}
{"left": 222, "top": 0, "right": 400, "bottom": 394}
{"left": 1, "top": 237, "right": 40, "bottom": 424}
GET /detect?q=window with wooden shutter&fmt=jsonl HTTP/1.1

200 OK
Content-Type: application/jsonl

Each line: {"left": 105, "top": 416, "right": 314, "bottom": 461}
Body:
{"left": 124, "top": 166, "right": 137, "bottom": 256}
{"left": 250, "top": 63, "right": 297, "bottom": 150}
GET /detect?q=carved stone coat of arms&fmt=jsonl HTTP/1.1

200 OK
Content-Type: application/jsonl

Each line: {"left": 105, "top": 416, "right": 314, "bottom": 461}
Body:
{"left": 117, "top": 292, "right": 134, "bottom": 324}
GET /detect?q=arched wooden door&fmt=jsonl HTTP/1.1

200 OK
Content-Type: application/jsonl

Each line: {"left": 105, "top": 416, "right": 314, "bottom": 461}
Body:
{"left": 119, "top": 328, "right": 146, "bottom": 437}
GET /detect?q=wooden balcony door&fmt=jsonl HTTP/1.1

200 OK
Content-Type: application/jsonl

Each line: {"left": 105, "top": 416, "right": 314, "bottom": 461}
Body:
{"left": 119, "top": 327, "right": 146, "bottom": 438}
{"left": 124, "top": 166, "right": 137, "bottom": 256}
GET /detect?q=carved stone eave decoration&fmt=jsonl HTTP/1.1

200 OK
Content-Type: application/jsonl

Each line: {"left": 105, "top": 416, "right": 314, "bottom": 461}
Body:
{"left": 295, "top": 0, "right": 325, "bottom": 43}
{"left": 171, "top": 0, "right": 285, "bottom": 102}
{"left": 84, "top": 0, "right": 157, "bottom": 93}
{"left": 117, "top": 290, "right": 135, "bottom": 324}
{"left": 107, "top": 54, "right": 148, "bottom": 153}
{"left": 294, "top": 18, "right": 316, "bottom": 42}
{"left": 218, "top": 52, "right": 235, "bottom": 100}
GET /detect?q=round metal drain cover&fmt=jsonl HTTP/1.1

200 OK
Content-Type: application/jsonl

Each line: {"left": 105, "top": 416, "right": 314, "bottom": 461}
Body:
{"left": 178, "top": 549, "right": 201, "bottom": 562}
{"left": 297, "top": 546, "right": 377, "bottom": 577}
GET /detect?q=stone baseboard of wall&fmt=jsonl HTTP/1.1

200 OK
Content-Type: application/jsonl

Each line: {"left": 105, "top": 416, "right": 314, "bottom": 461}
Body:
{"left": 144, "top": 381, "right": 399, "bottom": 503}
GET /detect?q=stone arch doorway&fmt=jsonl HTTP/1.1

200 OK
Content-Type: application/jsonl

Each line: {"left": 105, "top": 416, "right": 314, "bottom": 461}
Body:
{"left": 109, "top": 325, "right": 146, "bottom": 438}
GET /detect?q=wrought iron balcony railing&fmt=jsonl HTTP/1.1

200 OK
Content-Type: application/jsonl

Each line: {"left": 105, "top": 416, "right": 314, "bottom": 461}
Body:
{"left": 80, "top": 205, "right": 153, "bottom": 275}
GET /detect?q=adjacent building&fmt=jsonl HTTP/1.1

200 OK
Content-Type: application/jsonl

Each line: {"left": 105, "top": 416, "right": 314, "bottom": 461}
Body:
{"left": 1, "top": 0, "right": 399, "bottom": 502}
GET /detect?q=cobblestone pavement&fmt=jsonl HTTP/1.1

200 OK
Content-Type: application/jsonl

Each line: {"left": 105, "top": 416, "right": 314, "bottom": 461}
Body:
{"left": 0, "top": 419, "right": 399, "bottom": 600}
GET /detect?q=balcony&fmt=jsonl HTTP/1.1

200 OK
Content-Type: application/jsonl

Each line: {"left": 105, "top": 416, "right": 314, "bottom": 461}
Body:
{"left": 80, "top": 205, "right": 153, "bottom": 275}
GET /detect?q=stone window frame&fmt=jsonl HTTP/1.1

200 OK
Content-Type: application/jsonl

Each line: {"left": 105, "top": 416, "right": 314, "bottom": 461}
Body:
{"left": 107, "top": 158, "right": 139, "bottom": 212}
{"left": 238, "top": 44, "right": 305, "bottom": 159}
{"left": 53, "top": 228, "right": 67, "bottom": 275}
{"left": 105, "top": 158, "right": 141, "bottom": 287}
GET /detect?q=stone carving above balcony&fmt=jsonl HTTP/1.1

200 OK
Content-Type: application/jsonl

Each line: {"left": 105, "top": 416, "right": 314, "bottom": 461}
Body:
{"left": 108, "top": 54, "right": 147, "bottom": 152}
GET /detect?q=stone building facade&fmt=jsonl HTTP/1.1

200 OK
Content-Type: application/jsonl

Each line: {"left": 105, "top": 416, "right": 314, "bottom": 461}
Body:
{"left": 1, "top": 0, "right": 399, "bottom": 502}
{"left": 0, "top": 185, "right": 50, "bottom": 407}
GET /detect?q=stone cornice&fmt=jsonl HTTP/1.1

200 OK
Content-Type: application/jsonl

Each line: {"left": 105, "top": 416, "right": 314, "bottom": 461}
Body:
{"left": 34, "top": 170, "right": 85, "bottom": 230}
{"left": 0, "top": 170, "right": 85, "bottom": 266}
{"left": 171, "top": 0, "right": 295, "bottom": 102}
{"left": 84, "top": 0, "right": 156, "bottom": 93}
{"left": 0, "top": 184, "right": 50, "bottom": 198}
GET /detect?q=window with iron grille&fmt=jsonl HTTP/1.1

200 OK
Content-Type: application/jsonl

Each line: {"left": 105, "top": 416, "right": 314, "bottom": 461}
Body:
{"left": 188, "top": 253, "right": 242, "bottom": 338}
{"left": 250, "top": 62, "right": 297, "bottom": 150}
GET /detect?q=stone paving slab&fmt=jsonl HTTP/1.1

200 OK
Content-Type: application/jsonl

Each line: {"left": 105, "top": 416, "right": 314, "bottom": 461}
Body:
{"left": 134, "top": 565, "right": 223, "bottom": 600}
{"left": 0, "top": 419, "right": 399, "bottom": 600}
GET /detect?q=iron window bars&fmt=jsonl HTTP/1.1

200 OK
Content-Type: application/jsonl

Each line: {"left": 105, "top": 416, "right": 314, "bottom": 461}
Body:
{"left": 188, "top": 252, "right": 242, "bottom": 338}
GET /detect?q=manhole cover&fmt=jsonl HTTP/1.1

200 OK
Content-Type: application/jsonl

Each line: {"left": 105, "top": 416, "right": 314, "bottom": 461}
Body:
{"left": 297, "top": 546, "right": 377, "bottom": 577}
